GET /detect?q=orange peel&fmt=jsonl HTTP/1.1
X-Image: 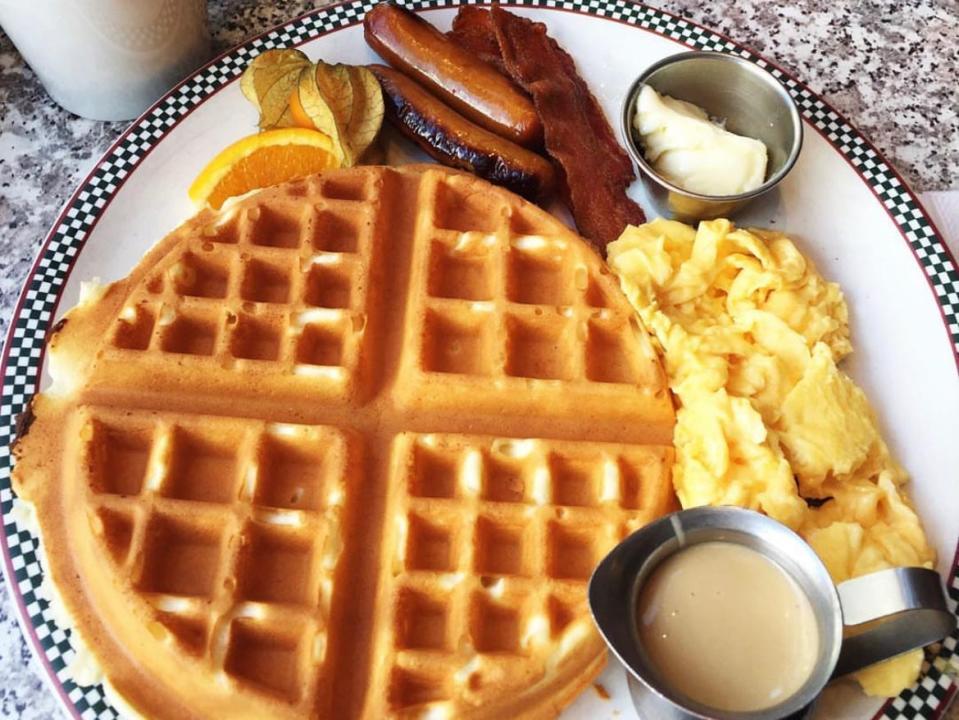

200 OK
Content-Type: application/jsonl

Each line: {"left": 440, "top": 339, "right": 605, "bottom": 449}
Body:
{"left": 188, "top": 127, "right": 339, "bottom": 209}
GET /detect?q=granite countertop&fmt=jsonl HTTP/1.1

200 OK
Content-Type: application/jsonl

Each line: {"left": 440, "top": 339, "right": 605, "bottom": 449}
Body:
{"left": 1, "top": 0, "right": 957, "bottom": 717}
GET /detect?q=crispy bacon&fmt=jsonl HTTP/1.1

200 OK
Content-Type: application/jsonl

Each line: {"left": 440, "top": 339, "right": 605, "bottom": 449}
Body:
{"left": 447, "top": 6, "right": 510, "bottom": 75}
{"left": 487, "top": 6, "right": 645, "bottom": 251}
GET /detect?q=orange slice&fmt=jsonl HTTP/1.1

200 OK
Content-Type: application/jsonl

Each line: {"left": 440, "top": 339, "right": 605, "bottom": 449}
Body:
{"left": 188, "top": 128, "right": 339, "bottom": 209}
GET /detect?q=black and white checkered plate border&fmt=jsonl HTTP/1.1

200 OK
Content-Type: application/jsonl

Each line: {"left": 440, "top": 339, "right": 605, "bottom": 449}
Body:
{"left": 1, "top": 1, "right": 957, "bottom": 718}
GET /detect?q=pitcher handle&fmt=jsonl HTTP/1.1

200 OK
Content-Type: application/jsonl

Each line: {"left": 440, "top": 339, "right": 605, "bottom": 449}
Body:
{"left": 832, "top": 567, "right": 955, "bottom": 678}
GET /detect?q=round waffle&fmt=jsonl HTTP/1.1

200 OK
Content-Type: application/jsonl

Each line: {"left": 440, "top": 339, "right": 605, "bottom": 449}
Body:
{"left": 13, "top": 165, "right": 675, "bottom": 719}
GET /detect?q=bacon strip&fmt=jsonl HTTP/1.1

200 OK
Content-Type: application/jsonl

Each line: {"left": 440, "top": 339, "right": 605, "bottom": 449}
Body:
{"left": 487, "top": 6, "right": 645, "bottom": 251}
{"left": 447, "top": 6, "right": 509, "bottom": 76}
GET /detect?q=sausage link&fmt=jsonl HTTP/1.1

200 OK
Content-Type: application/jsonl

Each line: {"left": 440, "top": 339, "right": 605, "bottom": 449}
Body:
{"left": 368, "top": 64, "right": 554, "bottom": 202}
{"left": 364, "top": 2, "right": 543, "bottom": 148}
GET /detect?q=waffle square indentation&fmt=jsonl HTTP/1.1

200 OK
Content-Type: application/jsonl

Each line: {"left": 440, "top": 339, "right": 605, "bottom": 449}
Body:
{"left": 395, "top": 588, "right": 449, "bottom": 650}
{"left": 241, "top": 259, "right": 291, "bottom": 304}
{"left": 155, "top": 613, "right": 208, "bottom": 656}
{"left": 249, "top": 206, "right": 302, "bottom": 248}
{"left": 96, "top": 508, "right": 134, "bottom": 565}
{"left": 547, "top": 594, "right": 578, "bottom": 637}
{"left": 88, "top": 422, "right": 152, "bottom": 495}
{"left": 427, "top": 240, "right": 494, "bottom": 301}
{"left": 409, "top": 442, "right": 458, "bottom": 499}
{"left": 230, "top": 315, "right": 281, "bottom": 361}
{"left": 507, "top": 243, "right": 572, "bottom": 306}
{"left": 585, "top": 319, "right": 640, "bottom": 384}
{"left": 483, "top": 456, "right": 528, "bottom": 503}
{"left": 509, "top": 207, "right": 546, "bottom": 236}
{"left": 138, "top": 516, "right": 221, "bottom": 597}
{"left": 546, "top": 522, "right": 597, "bottom": 581}
{"left": 549, "top": 456, "right": 599, "bottom": 507}
{"left": 224, "top": 619, "right": 302, "bottom": 701}
{"left": 170, "top": 252, "right": 229, "bottom": 299}
{"left": 432, "top": 180, "right": 500, "bottom": 234}
{"left": 505, "top": 315, "right": 574, "bottom": 380}
{"left": 112, "top": 305, "right": 155, "bottom": 350}
{"left": 312, "top": 210, "right": 359, "bottom": 254}
{"left": 159, "top": 312, "right": 217, "bottom": 356}
{"left": 296, "top": 323, "right": 344, "bottom": 367}
{"left": 201, "top": 215, "right": 240, "bottom": 244}
{"left": 471, "top": 594, "right": 521, "bottom": 653}
{"left": 406, "top": 514, "right": 453, "bottom": 572}
{"left": 617, "top": 455, "right": 648, "bottom": 510}
{"left": 236, "top": 523, "right": 314, "bottom": 605}
{"left": 164, "top": 428, "right": 239, "bottom": 503}
{"left": 422, "top": 310, "right": 494, "bottom": 376}
{"left": 321, "top": 175, "right": 369, "bottom": 201}
{"left": 584, "top": 276, "right": 610, "bottom": 308}
{"left": 474, "top": 517, "right": 528, "bottom": 576}
{"left": 388, "top": 668, "right": 448, "bottom": 710}
{"left": 305, "top": 263, "right": 352, "bottom": 308}
{"left": 254, "top": 435, "right": 327, "bottom": 511}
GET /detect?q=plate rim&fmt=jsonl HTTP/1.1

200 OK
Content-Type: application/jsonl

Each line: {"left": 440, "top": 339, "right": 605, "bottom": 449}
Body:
{"left": 1, "top": 1, "right": 956, "bottom": 719}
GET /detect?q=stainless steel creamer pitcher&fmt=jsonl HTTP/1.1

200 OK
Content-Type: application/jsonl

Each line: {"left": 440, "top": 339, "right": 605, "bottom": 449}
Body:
{"left": 589, "top": 506, "right": 955, "bottom": 720}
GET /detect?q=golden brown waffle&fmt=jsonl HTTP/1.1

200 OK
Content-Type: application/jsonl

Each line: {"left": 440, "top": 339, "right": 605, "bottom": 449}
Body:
{"left": 371, "top": 432, "right": 672, "bottom": 718}
{"left": 13, "top": 165, "right": 675, "bottom": 720}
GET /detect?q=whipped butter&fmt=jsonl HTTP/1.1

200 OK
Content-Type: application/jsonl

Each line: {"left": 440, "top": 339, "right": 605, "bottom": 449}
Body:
{"left": 634, "top": 85, "right": 768, "bottom": 196}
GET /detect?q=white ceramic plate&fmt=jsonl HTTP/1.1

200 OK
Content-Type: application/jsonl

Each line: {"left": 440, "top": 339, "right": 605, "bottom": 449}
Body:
{"left": 2, "top": 2, "right": 957, "bottom": 718}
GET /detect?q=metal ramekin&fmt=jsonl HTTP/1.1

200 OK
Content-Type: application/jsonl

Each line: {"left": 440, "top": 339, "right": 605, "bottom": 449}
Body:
{"left": 622, "top": 51, "right": 803, "bottom": 222}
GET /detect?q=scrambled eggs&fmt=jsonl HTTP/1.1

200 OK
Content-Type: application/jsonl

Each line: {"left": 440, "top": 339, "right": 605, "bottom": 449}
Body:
{"left": 608, "top": 218, "right": 935, "bottom": 696}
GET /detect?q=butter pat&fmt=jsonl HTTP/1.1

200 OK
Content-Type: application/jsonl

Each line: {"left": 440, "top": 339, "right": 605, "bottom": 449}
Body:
{"left": 635, "top": 85, "right": 768, "bottom": 196}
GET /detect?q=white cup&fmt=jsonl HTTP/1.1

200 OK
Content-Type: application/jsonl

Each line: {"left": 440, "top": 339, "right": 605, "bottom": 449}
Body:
{"left": 0, "top": 0, "right": 212, "bottom": 121}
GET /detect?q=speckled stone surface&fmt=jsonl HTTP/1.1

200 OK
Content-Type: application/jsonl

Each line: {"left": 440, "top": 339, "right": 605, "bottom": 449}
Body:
{"left": 0, "top": 1, "right": 957, "bottom": 717}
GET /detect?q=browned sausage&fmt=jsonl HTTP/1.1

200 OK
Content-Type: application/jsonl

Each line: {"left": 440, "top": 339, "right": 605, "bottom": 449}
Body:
{"left": 364, "top": 2, "right": 543, "bottom": 148}
{"left": 368, "top": 64, "right": 554, "bottom": 202}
